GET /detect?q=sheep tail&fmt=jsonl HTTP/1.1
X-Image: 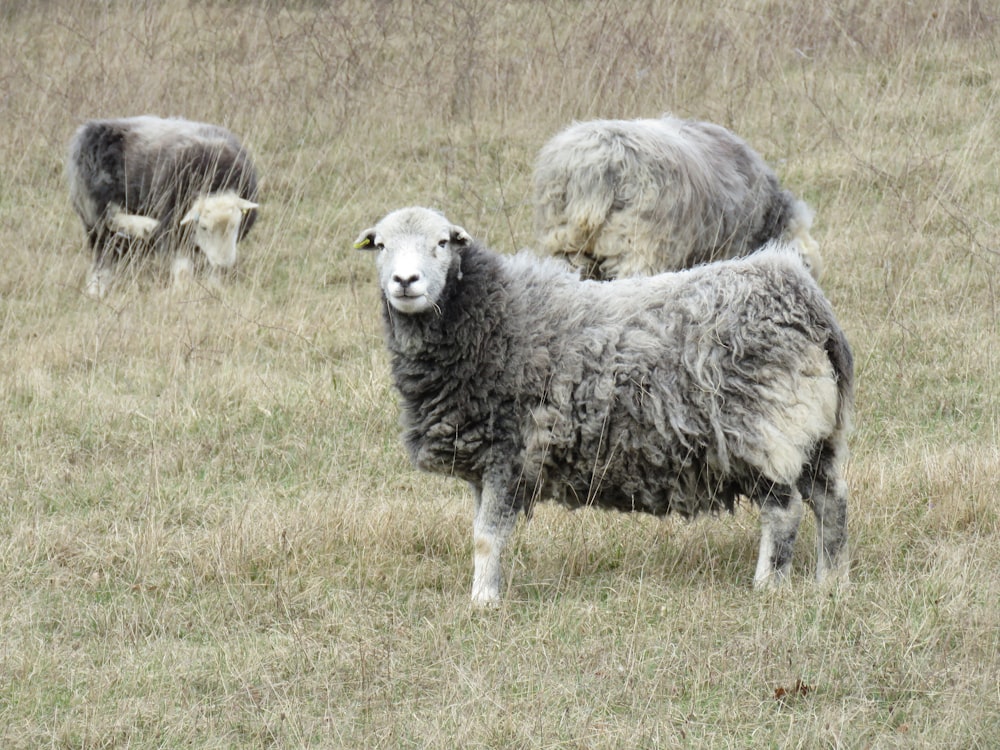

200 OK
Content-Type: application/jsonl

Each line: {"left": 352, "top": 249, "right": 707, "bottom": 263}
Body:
{"left": 825, "top": 325, "right": 855, "bottom": 434}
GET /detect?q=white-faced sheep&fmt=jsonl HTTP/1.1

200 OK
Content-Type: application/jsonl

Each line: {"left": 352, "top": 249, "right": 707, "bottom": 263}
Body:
{"left": 533, "top": 115, "right": 821, "bottom": 281}
{"left": 67, "top": 115, "right": 259, "bottom": 297}
{"left": 356, "top": 207, "right": 853, "bottom": 606}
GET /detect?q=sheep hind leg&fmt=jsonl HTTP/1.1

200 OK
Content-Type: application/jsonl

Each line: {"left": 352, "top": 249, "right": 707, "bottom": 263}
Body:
{"left": 470, "top": 481, "right": 519, "bottom": 608}
{"left": 753, "top": 482, "right": 804, "bottom": 590}
{"left": 800, "top": 445, "right": 850, "bottom": 584}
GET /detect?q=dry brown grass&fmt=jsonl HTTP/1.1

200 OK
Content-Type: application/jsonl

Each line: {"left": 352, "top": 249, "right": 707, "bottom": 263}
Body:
{"left": 1, "top": 1, "right": 998, "bottom": 747}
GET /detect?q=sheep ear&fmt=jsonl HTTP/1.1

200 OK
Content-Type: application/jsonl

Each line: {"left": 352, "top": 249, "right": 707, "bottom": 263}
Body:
{"left": 354, "top": 229, "right": 377, "bottom": 250}
{"left": 236, "top": 198, "right": 259, "bottom": 213}
{"left": 450, "top": 225, "right": 472, "bottom": 247}
{"left": 180, "top": 207, "right": 200, "bottom": 226}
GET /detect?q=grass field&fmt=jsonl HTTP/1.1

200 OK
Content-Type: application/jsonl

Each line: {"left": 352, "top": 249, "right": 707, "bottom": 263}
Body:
{"left": 1, "top": 1, "right": 998, "bottom": 747}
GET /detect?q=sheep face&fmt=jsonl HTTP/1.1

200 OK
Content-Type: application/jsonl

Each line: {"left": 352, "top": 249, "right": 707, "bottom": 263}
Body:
{"left": 355, "top": 207, "right": 471, "bottom": 315}
{"left": 180, "top": 191, "right": 258, "bottom": 269}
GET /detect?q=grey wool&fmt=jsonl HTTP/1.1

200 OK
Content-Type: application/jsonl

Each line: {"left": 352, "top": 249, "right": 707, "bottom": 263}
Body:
{"left": 533, "top": 115, "right": 821, "bottom": 281}
{"left": 67, "top": 115, "right": 259, "bottom": 297}
{"left": 357, "top": 207, "right": 853, "bottom": 605}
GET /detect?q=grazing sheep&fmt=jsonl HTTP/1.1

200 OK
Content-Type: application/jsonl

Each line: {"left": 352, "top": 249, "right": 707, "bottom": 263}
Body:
{"left": 67, "top": 115, "right": 259, "bottom": 297}
{"left": 533, "top": 115, "right": 821, "bottom": 280}
{"left": 356, "top": 207, "right": 853, "bottom": 606}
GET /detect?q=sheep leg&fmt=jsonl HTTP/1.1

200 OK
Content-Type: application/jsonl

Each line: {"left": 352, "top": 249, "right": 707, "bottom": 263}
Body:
{"left": 801, "top": 447, "right": 850, "bottom": 584}
{"left": 753, "top": 483, "right": 804, "bottom": 589}
{"left": 470, "top": 480, "right": 519, "bottom": 607}
{"left": 171, "top": 255, "right": 196, "bottom": 290}
{"left": 85, "top": 227, "right": 125, "bottom": 299}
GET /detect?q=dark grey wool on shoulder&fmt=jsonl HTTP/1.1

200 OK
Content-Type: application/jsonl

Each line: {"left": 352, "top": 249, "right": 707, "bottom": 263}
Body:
{"left": 382, "top": 243, "right": 520, "bottom": 485}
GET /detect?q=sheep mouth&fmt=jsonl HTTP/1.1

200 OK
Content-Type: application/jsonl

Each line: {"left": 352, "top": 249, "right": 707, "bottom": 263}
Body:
{"left": 388, "top": 292, "right": 432, "bottom": 313}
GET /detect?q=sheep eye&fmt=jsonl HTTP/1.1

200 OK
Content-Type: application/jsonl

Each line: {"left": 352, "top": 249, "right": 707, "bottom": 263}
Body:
{"left": 437, "top": 239, "right": 448, "bottom": 250}
{"left": 375, "top": 242, "right": 385, "bottom": 251}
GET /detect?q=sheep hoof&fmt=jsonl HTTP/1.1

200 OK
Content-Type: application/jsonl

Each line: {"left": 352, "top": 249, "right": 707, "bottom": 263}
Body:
{"left": 816, "top": 565, "right": 850, "bottom": 587}
{"left": 753, "top": 569, "right": 791, "bottom": 591}
{"left": 470, "top": 587, "right": 502, "bottom": 609}
{"left": 85, "top": 268, "right": 111, "bottom": 299}
{"left": 471, "top": 597, "right": 502, "bottom": 611}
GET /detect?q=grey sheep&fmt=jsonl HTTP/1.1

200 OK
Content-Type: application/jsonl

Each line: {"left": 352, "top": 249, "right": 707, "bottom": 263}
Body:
{"left": 356, "top": 207, "right": 853, "bottom": 605}
{"left": 533, "top": 115, "right": 821, "bottom": 281}
{"left": 67, "top": 115, "right": 259, "bottom": 297}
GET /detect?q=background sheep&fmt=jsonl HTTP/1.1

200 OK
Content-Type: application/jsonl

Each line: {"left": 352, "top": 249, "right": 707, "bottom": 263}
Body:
{"left": 533, "top": 115, "right": 821, "bottom": 280}
{"left": 67, "top": 115, "right": 259, "bottom": 297}
{"left": 356, "top": 206, "right": 853, "bottom": 606}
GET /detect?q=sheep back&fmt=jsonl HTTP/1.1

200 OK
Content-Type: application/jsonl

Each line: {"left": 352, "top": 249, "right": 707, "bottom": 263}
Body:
{"left": 67, "top": 115, "right": 258, "bottom": 251}
{"left": 381, "top": 240, "right": 851, "bottom": 519}
{"left": 533, "top": 115, "right": 818, "bottom": 280}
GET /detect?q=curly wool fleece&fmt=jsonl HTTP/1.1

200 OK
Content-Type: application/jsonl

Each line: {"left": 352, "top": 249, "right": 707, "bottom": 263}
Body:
{"left": 357, "top": 207, "right": 853, "bottom": 604}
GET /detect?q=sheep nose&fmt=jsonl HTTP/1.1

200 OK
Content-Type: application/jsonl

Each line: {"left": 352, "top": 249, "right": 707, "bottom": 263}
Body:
{"left": 393, "top": 272, "right": 421, "bottom": 290}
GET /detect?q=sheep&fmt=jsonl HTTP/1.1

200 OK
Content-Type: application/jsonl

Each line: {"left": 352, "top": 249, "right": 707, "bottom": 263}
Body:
{"left": 67, "top": 115, "right": 259, "bottom": 297}
{"left": 533, "top": 115, "right": 821, "bottom": 281}
{"left": 355, "top": 206, "right": 854, "bottom": 606}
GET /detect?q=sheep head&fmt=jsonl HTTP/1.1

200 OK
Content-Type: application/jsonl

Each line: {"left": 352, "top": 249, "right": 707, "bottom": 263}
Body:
{"left": 180, "top": 191, "right": 258, "bottom": 268}
{"left": 355, "top": 207, "right": 471, "bottom": 315}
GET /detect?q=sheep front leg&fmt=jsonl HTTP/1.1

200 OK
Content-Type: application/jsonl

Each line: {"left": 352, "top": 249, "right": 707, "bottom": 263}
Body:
{"left": 85, "top": 228, "right": 125, "bottom": 299}
{"left": 470, "top": 480, "right": 519, "bottom": 607}
{"left": 753, "top": 483, "right": 804, "bottom": 589}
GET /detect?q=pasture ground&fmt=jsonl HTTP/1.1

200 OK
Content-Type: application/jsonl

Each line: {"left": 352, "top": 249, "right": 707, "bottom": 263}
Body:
{"left": 1, "top": 1, "right": 998, "bottom": 747}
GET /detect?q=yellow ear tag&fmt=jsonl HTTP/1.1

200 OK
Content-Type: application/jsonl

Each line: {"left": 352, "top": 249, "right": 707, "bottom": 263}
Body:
{"left": 354, "top": 237, "right": 371, "bottom": 249}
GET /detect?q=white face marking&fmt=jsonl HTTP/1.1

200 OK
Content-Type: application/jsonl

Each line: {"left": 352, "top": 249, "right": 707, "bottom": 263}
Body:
{"left": 181, "top": 193, "right": 257, "bottom": 269}
{"left": 376, "top": 235, "right": 451, "bottom": 314}
{"left": 358, "top": 208, "right": 469, "bottom": 315}
{"left": 191, "top": 207, "right": 241, "bottom": 268}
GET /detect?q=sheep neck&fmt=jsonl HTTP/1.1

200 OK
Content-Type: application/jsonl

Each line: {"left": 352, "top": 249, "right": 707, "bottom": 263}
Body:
{"left": 381, "top": 243, "right": 517, "bottom": 483}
